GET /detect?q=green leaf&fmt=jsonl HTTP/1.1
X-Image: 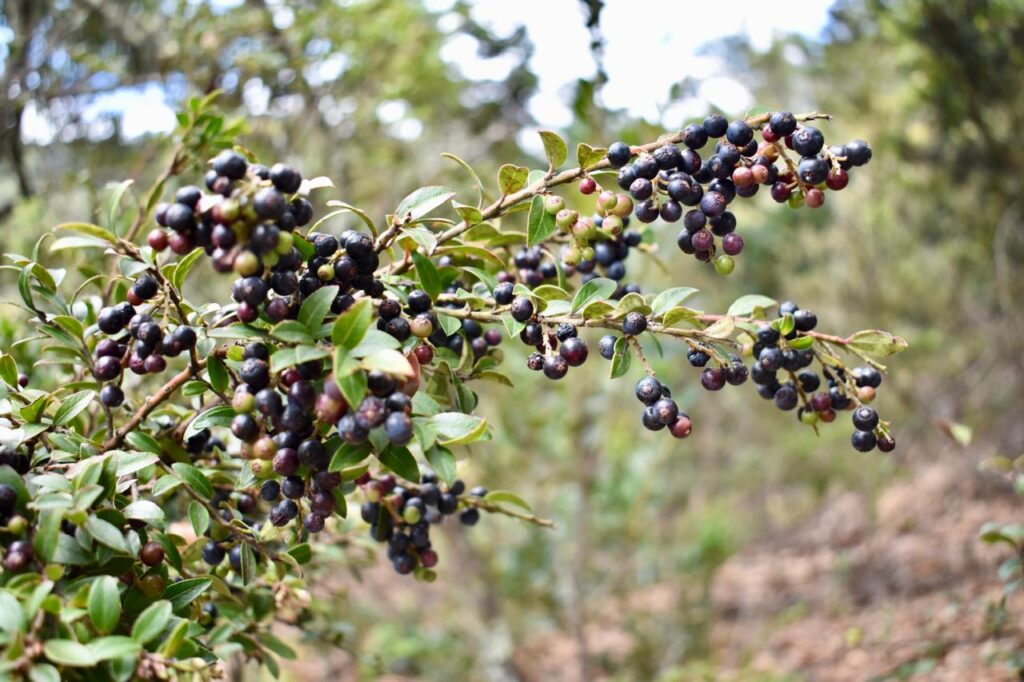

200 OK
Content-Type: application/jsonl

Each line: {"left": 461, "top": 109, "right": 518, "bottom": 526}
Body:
{"left": 122, "top": 500, "right": 165, "bottom": 528}
{"left": 377, "top": 446, "right": 419, "bottom": 483}
{"left": 0, "top": 590, "right": 26, "bottom": 633}
{"left": 329, "top": 442, "right": 371, "bottom": 471}
{"left": 348, "top": 329, "right": 401, "bottom": 357}
{"left": 462, "top": 267, "right": 497, "bottom": 293}
{"left": 610, "top": 337, "right": 631, "bottom": 379}
{"left": 270, "top": 320, "right": 315, "bottom": 344}
{"left": 298, "top": 285, "right": 338, "bottom": 333}
{"left": 57, "top": 222, "right": 117, "bottom": 244}
{"left": 425, "top": 445, "right": 456, "bottom": 486}
{"left": 335, "top": 356, "right": 367, "bottom": 408}
{"left": 846, "top": 330, "right": 909, "bottom": 357}
{"left": 287, "top": 543, "right": 313, "bottom": 565}
{"left": 184, "top": 406, "right": 235, "bottom": 440}
{"left": 321, "top": 201, "right": 379, "bottom": 237}
{"left": 431, "top": 412, "right": 488, "bottom": 446}
{"left": 0, "top": 354, "right": 17, "bottom": 387}
{"left": 44, "top": 640, "right": 98, "bottom": 667}
{"left": 172, "top": 247, "right": 203, "bottom": 289}
{"left": 538, "top": 130, "right": 568, "bottom": 169}
{"left": 441, "top": 153, "right": 485, "bottom": 207}
{"left": 527, "top": 195, "right": 558, "bottom": 247}
{"left": 577, "top": 143, "right": 607, "bottom": 169}
{"left": 33, "top": 509, "right": 62, "bottom": 562}
{"left": 123, "top": 434, "right": 161, "bottom": 457}
{"left": 88, "top": 576, "right": 121, "bottom": 634}
{"left": 86, "top": 516, "right": 129, "bottom": 553}
{"left": 206, "top": 355, "right": 228, "bottom": 394}
{"left": 106, "top": 179, "right": 135, "bottom": 234}
{"left": 171, "top": 463, "right": 214, "bottom": 499}
{"left": 774, "top": 313, "right": 795, "bottom": 336}
{"left": 788, "top": 335, "right": 815, "bottom": 351}
{"left": 435, "top": 312, "right": 462, "bottom": 337}
{"left": 411, "top": 251, "right": 442, "bottom": 300}
{"left": 394, "top": 186, "right": 456, "bottom": 225}
{"left": 188, "top": 500, "right": 209, "bottom": 538}
{"left": 332, "top": 298, "right": 373, "bottom": 349}
{"left": 452, "top": 201, "right": 483, "bottom": 225}
{"left": 497, "top": 164, "right": 529, "bottom": 195}
{"left": 484, "top": 490, "right": 532, "bottom": 512}
{"left": 131, "top": 600, "right": 172, "bottom": 645}
{"left": 88, "top": 636, "right": 141, "bottom": 662}
{"left": 703, "top": 317, "right": 736, "bottom": 340}
{"left": 361, "top": 349, "right": 414, "bottom": 377}
{"left": 727, "top": 294, "right": 778, "bottom": 318}
{"left": 240, "top": 543, "right": 255, "bottom": 584}
{"left": 650, "top": 287, "right": 699, "bottom": 317}
{"left": 571, "top": 277, "right": 617, "bottom": 313}
{"left": 662, "top": 306, "right": 702, "bottom": 327}
{"left": 270, "top": 345, "right": 329, "bottom": 374}
{"left": 163, "top": 577, "right": 211, "bottom": 611}
{"left": 28, "top": 664, "right": 61, "bottom": 682}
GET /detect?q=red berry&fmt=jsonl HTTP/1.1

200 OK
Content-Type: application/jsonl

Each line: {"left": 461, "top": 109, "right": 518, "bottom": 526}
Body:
{"left": 669, "top": 414, "right": 693, "bottom": 438}
{"left": 826, "top": 168, "right": 849, "bottom": 191}
{"left": 579, "top": 177, "right": 597, "bottom": 195}
{"left": 413, "top": 344, "right": 434, "bottom": 365}
{"left": 147, "top": 229, "right": 169, "bottom": 251}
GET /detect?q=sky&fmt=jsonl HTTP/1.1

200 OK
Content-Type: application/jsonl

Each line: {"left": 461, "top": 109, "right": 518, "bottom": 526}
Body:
{"left": 18, "top": 0, "right": 835, "bottom": 146}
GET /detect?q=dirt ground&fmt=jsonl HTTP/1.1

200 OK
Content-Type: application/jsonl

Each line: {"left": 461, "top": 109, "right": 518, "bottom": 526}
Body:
{"left": 278, "top": 454, "right": 1024, "bottom": 681}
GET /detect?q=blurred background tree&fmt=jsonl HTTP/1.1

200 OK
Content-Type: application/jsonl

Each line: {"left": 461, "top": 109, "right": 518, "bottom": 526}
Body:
{"left": 2, "top": 0, "right": 1023, "bottom": 679}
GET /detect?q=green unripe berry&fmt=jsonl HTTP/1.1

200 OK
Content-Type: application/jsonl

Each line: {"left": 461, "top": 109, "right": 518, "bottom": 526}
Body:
{"left": 602, "top": 215, "right": 624, "bottom": 236}
{"left": 402, "top": 506, "right": 422, "bottom": 525}
{"left": 713, "top": 255, "right": 735, "bottom": 275}
{"left": 597, "top": 190, "right": 618, "bottom": 211}
{"left": 610, "top": 194, "right": 634, "bottom": 218}
{"left": 787, "top": 192, "right": 805, "bottom": 209}
{"left": 250, "top": 459, "right": 274, "bottom": 480}
{"left": 555, "top": 208, "right": 579, "bottom": 230}
{"left": 262, "top": 251, "right": 279, "bottom": 268}
{"left": 581, "top": 246, "right": 595, "bottom": 261}
{"left": 800, "top": 410, "right": 820, "bottom": 425}
{"left": 572, "top": 217, "right": 596, "bottom": 239}
{"left": 234, "top": 251, "right": 260, "bottom": 276}
{"left": 233, "top": 391, "right": 255, "bottom": 414}
{"left": 410, "top": 315, "right": 433, "bottom": 338}
{"left": 137, "top": 573, "right": 165, "bottom": 599}
{"left": 217, "top": 198, "right": 240, "bottom": 223}
{"left": 562, "top": 246, "right": 582, "bottom": 266}
{"left": 544, "top": 195, "right": 565, "bottom": 215}
{"left": 317, "top": 263, "right": 334, "bottom": 281}
{"left": 275, "top": 231, "right": 294, "bottom": 254}
{"left": 253, "top": 436, "right": 276, "bottom": 460}
{"left": 6, "top": 515, "right": 27, "bottom": 535}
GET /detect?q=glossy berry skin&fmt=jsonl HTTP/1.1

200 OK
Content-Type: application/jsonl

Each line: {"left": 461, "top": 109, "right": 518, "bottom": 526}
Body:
{"left": 758, "top": 347, "right": 784, "bottom": 371}
{"left": 851, "top": 429, "right": 877, "bottom": 452}
{"left": 792, "top": 127, "right": 825, "bottom": 156}
{"left": 703, "top": 113, "right": 728, "bottom": 138}
{"left": 269, "top": 163, "right": 302, "bottom": 193}
{"left": 100, "top": 384, "right": 124, "bottom": 407}
{"left": 669, "top": 413, "right": 693, "bottom": 438}
{"left": 845, "top": 139, "right": 872, "bottom": 166}
{"left": 635, "top": 376, "right": 662, "bottom": 405}
{"left": 852, "top": 406, "right": 879, "bottom": 432}
{"left": 599, "top": 335, "right": 617, "bottom": 360}
{"left": 682, "top": 123, "right": 708, "bottom": 149}
{"left": 622, "top": 312, "right": 647, "bottom": 336}
{"left": 140, "top": 541, "right": 165, "bottom": 567}
{"left": 725, "top": 120, "right": 753, "bottom": 146}
{"left": 510, "top": 297, "right": 534, "bottom": 322}
{"left": 607, "top": 142, "right": 632, "bottom": 168}
{"left": 700, "top": 368, "right": 725, "bottom": 391}
{"left": 773, "top": 384, "right": 799, "bottom": 411}
{"left": 877, "top": 434, "right": 896, "bottom": 452}
{"left": 385, "top": 412, "right": 414, "bottom": 445}
{"left": 559, "top": 337, "right": 589, "bottom": 367}
{"left": 543, "top": 354, "right": 569, "bottom": 380}
{"left": 0, "top": 483, "right": 17, "bottom": 513}
{"left": 460, "top": 508, "right": 480, "bottom": 526}
{"left": 793, "top": 309, "right": 817, "bottom": 332}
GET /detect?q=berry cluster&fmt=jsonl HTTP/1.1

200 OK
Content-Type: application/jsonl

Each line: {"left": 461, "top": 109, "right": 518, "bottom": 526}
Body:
{"left": 0, "top": 478, "right": 32, "bottom": 572}
{"left": 93, "top": 288, "right": 198, "bottom": 403}
{"left": 359, "top": 472, "right": 484, "bottom": 577}
{"left": 600, "top": 111, "right": 871, "bottom": 275}
{"left": 633, "top": 375, "right": 694, "bottom": 438}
